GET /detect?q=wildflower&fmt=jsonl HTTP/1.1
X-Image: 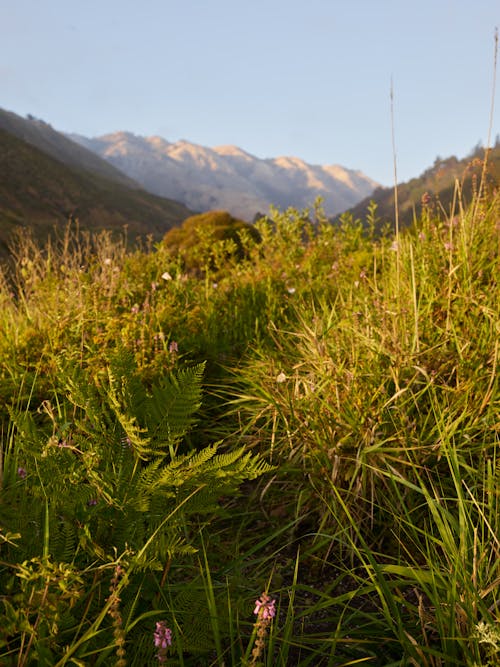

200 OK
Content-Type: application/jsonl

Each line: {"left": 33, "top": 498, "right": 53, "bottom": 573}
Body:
{"left": 444, "top": 241, "right": 454, "bottom": 252}
{"left": 286, "top": 286, "right": 296, "bottom": 294}
{"left": 254, "top": 593, "right": 276, "bottom": 621}
{"left": 276, "top": 372, "right": 287, "bottom": 383}
{"left": 87, "top": 499, "right": 98, "bottom": 507}
{"left": 131, "top": 304, "right": 139, "bottom": 314}
{"left": 389, "top": 240, "right": 399, "bottom": 252}
{"left": 161, "top": 271, "right": 173, "bottom": 281}
{"left": 17, "top": 467, "right": 27, "bottom": 479}
{"left": 154, "top": 621, "right": 172, "bottom": 664}
{"left": 104, "top": 258, "right": 112, "bottom": 266}
{"left": 168, "top": 341, "right": 178, "bottom": 353}
{"left": 421, "top": 192, "right": 432, "bottom": 207}
{"left": 249, "top": 593, "right": 276, "bottom": 666}
{"left": 151, "top": 281, "right": 159, "bottom": 291}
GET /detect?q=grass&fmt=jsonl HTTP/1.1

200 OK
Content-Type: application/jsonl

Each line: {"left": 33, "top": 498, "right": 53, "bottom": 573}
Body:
{"left": 0, "top": 177, "right": 499, "bottom": 665}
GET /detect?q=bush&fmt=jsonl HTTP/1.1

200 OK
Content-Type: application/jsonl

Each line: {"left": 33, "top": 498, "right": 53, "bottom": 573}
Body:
{"left": 162, "top": 210, "right": 261, "bottom": 273}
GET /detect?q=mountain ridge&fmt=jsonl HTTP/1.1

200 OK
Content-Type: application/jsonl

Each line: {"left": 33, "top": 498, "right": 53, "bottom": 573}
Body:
{"left": 69, "top": 131, "right": 379, "bottom": 220}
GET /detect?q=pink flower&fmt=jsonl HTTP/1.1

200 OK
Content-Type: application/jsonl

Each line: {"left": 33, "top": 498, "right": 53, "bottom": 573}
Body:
{"left": 154, "top": 621, "right": 172, "bottom": 663}
{"left": 254, "top": 593, "right": 276, "bottom": 621}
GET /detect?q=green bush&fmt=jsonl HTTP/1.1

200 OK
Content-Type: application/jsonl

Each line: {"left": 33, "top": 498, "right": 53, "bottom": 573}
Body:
{"left": 162, "top": 210, "right": 261, "bottom": 273}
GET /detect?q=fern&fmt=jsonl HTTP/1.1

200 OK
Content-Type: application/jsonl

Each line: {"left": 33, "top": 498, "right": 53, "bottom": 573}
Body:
{"left": 5, "top": 351, "right": 273, "bottom": 569}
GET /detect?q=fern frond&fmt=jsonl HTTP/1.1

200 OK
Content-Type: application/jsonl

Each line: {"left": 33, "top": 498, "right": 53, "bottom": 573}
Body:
{"left": 143, "top": 362, "right": 205, "bottom": 451}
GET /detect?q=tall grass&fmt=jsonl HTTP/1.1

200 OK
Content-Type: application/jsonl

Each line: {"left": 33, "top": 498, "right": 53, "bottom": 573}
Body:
{"left": 0, "top": 181, "right": 499, "bottom": 664}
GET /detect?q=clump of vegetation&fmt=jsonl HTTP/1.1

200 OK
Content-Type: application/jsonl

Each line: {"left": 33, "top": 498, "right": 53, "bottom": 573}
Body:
{"left": 0, "top": 175, "right": 499, "bottom": 664}
{"left": 162, "top": 210, "right": 261, "bottom": 274}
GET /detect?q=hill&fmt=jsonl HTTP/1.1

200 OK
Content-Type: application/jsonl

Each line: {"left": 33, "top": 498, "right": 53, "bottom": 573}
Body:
{"left": 341, "top": 141, "right": 500, "bottom": 229}
{"left": 0, "top": 127, "right": 192, "bottom": 257}
{"left": 0, "top": 108, "right": 140, "bottom": 188}
{"left": 70, "top": 131, "right": 378, "bottom": 220}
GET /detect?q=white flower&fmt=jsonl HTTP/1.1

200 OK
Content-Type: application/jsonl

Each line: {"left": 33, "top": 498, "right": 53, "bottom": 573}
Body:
{"left": 276, "top": 372, "right": 287, "bottom": 383}
{"left": 161, "top": 271, "right": 173, "bottom": 281}
{"left": 286, "top": 287, "right": 296, "bottom": 294}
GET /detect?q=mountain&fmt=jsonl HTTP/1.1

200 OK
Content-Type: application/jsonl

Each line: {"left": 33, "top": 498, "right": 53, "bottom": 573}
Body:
{"left": 70, "top": 132, "right": 378, "bottom": 220}
{"left": 342, "top": 142, "right": 500, "bottom": 229}
{"left": 0, "top": 113, "right": 192, "bottom": 257}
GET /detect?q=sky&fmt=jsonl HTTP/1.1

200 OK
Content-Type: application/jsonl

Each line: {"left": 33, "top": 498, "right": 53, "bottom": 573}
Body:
{"left": 1, "top": 0, "right": 499, "bottom": 187}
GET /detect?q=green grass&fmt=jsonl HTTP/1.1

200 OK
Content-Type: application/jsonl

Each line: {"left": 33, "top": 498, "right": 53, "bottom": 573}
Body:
{"left": 0, "top": 184, "right": 499, "bottom": 665}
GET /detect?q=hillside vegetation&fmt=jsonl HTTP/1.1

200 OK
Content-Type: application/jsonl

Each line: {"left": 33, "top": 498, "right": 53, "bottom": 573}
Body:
{"left": 0, "top": 128, "right": 193, "bottom": 257}
{"left": 343, "top": 141, "right": 500, "bottom": 229}
{"left": 0, "top": 169, "right": 499, "bottom": 665}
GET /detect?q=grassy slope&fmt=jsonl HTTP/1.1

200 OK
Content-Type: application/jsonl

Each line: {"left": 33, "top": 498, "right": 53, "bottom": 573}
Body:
{"left": 0, "top": 186, "right": 498, "bottom": 665}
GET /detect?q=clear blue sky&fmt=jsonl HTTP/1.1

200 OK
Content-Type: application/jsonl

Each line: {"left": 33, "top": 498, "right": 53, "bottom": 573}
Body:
{"left": 1, "top": 0, "right": 498, "bottom": 186}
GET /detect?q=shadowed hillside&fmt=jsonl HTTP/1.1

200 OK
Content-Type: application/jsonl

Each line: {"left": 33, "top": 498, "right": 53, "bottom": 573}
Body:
{"left": 0, "top": 128, "right": 192, "bottom": 257}
{"left": 0, "top": 108, "right": 139, "bottom": 188}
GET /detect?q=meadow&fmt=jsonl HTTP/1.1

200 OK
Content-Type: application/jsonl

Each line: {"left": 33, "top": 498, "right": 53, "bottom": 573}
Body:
{"left": 0, "top": 177, "right": 499, "bottom": 665}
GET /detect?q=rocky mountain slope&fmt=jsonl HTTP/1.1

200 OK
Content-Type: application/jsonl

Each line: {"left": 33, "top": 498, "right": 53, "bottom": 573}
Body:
{"left": 71, "top": 132, "right": 378, "bottom": 220}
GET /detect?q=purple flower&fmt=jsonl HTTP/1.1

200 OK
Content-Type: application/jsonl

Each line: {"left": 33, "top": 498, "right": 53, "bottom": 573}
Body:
{"left": 87, "top": 499, "right": 98, "bottom": 507}
{"left": 154, "top": 621, "right": 172, "bottom": 663}
{"left": 254, "top": 593, "right": 276, "bottom": 621}
{"left": 17, "top": 467, "right": 27, "bottom": 479}
{"left": 168, "top": 341, "right": 178, "bottom": 354}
